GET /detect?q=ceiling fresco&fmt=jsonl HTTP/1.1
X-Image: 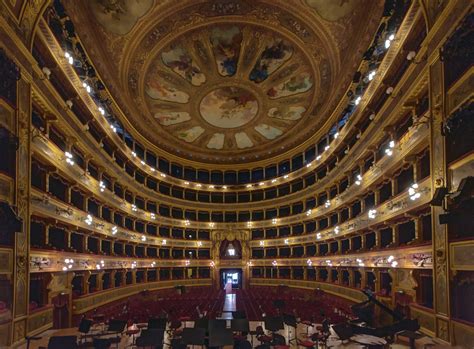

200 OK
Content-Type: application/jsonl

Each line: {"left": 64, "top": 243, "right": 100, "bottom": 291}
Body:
{"left": 63, "top": 0, "right": 384, "bottom": 165}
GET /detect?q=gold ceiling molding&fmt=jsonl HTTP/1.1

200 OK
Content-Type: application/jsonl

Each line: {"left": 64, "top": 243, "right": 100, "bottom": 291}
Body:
{"left": 63, "top": 0, "right": 384, "bottom": 166}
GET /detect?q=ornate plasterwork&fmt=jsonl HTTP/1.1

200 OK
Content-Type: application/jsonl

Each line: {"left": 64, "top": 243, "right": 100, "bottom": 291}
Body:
{"left": 63, "top": 0, "right": 384, "bottom": 165}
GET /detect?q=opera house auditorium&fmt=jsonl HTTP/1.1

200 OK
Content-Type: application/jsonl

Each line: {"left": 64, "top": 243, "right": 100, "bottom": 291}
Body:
{"left": 0, "top": 0, "right": 472, "bottom": 348}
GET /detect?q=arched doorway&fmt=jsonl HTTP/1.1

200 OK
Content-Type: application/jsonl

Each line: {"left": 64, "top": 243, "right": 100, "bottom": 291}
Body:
{"left": 220, "top": 268, "right": 243, "bottom": 290}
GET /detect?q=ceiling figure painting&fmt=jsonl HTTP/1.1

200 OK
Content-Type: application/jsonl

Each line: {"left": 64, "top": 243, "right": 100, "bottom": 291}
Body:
{"left": 90, "top": 0, "right": 153, "bottom": 35}
{"left": 64, "top": 0, "right": 384, "bottom": 164}
{"left": 210, "top": 26, "right": 243, "bottom": 77}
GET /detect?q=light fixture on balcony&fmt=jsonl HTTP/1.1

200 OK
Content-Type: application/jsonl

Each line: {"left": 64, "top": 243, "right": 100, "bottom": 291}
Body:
{"left": 131, "top": 204, "right": 137, "bottom": 212}
{"left": 325, "top": 200, "right": 331, "bottom": 208}
{"left": 150, "top": 212, "right": 156, "bottom": 220}
{"left": 247, "top": 261, "right": 253, "bottom": 266}
{"left": 185, "top": 260, "right": 190, "bottom": 266}
{"left": 334, "top": 132, "right": 340, "bottom": 139}
{"left": 284, "top": 239, "right": 289, "bottom": 244}
{"left": 272, "top": 218, "right": 278, "bottom": 225}
{"left": 246, "top": 184, "right": 252, "bottom": 188}
{"left": 306, "top": 163, "right": 312, "bottom": 168}
{"left": 384, "top": 140, "right": 395, "bottom": 156}
{"left": 316, "top": 233, "right": 321, "bottom": 240}
{"left": 334, "top": 226, "right": 340, "bottom": 234}
{"left": 82, "top": 81, "right": 92, "bottom": 94}
{"left": 196, "top": 184, "right": 202, "bottom": 188}
{"left": 210, "top": 261, "right": 215, "bottom": 267}
{"left": 259, "top": 241, "right": 264, "bottom": 246}
{"left": 209, "top": 185, "right": 215, "bottom": 189}
{"left": 149, "top": 167, "right": 155, "bottom": 172}
{"left": 316, "top": 155, "right": 322, "bottom": 161}
{"left": 209, "top": 222, "right": 215, "bottom": 228}
{"left": 368, "top": 209, "right": 377, "bottom": 219}
{"left": 140, "top": 160, "right": 145, "bottom": 165}
{"left": 64, "top": 51, "right": 74, "bottom": 65}
{"left": 141, "top": 235, "right": 146, "bottom": 242}
{"left": 247, "top": 221, "right": 252, "bottom": 228}
{"left": 222, "top": 185, "right": 227, "bottom": 189}
{"left": 355, "top": 174, "right": 362, "bottom": 186}
{"left": 184, "top": 181, "right": 189, "bottom": 185}
{"left": 131, "top": 151, "right": 137, "bottom": 157}
{"left": 160, "top": 173, "right": 166, "bottom": 178}
{"left": 324, "top": 145, "right": 330, "bottom": 151}
{"left": 131, "top": 261, "right": 137, "bottom": 269}
{"left": 307, "top": 259, "right": 313, "bottom": 266}
{"left": 99, "top": 180, "right": 106, "bottom": 192}
{"left": 197, "top": 241, "right": 202, "bottom": 247}
{"left": 110, "top": 124, "right": 117, "bottom": 133}
{"left": 306, "top": 209, "right": 312, "bottom": 216}
{"left": 184, "top": 220, "right": 190, "bottom": 226}
{"left": 161, "top": 239, "right": 167, "bottom": 245}
{"left": 151, "top": 261, "right": 156, "bottom": 267}
{"left": 354, "top": 96, "right": 362, "bottom": 105}
{"left": 85, "top": 214, "right": 93, "bottom": 225}
{"left": 272, "top": 260, "right": 277, "bottom": 266}
{"left": 283, "top": 175, "right": 289, "bottom": 179}
{"left": 408, "top": 183, "right": 421, "bottom": 200}
{"left": 368, "top": 70, "right": 376, "bottom": 81}
{"left": 271, "top": 179, "right": 277, "bottom": 183}
{"left": 65, "top": 151, "right": 74, "bottom": 166}
{"left": 96, "top": 264, "right": 101, "bottom": 270}
{"left": 98, "top": 107, "right": 105, "bottom": 116}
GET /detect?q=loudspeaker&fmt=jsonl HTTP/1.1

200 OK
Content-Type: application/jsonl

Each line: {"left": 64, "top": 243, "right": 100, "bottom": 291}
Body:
{"left": 431, "top": 187, "right": 448, "bottom": 206}
{"left": 332, "top": 323, "right": 353, "bottom": 341}
{"left": 439, "top": 213, "right": 451, "bottom": 225}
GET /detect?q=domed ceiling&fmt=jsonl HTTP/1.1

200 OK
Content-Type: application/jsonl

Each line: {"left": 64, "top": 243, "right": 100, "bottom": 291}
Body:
{"left": 63, "top": 0, "right": 384, "bottom": 165}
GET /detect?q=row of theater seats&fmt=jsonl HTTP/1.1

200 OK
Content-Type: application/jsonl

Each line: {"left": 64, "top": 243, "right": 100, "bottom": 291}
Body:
{"left": 76, "top": 287, "right": 225, "bottom": 325}
{"left": 235, "top": 286, "right": 354, "bottom": 323}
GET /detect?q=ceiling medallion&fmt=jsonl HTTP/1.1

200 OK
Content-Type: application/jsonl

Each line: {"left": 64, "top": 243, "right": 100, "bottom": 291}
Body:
{"left": 143, "top": 24, "right": 316, "bottom": 153}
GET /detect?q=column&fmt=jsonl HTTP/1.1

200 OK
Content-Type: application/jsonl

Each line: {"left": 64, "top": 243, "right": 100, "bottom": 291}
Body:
{"left": 374, "top": 230, "right": 381, "bottom": 249}
{"left": 110, "top": 270, "right": 117, "bottom": 288}
{"left": 390, "top": 225, "right": 399, "bottom": 247}
{"left": 97, "top": 271, "right": 104, "bottom": 292}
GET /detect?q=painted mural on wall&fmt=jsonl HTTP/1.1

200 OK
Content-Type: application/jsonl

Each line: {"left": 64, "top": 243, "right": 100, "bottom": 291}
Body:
{"left": 154, "top": 112, "right": 191, "bottom": 126}
{"left": 210, "top": 26, "right": 243, "bottom": 77}
{"left": 305, "top": 0, "right": 358, "bottom": 22}
{"left": 268, "top": 106, "right": 306, "bottom": 120}
{"left": 177, "top": 126, "right": 205, "bottom": 142}
{"left": 146, "top": 79, "right": 190, "bottom": 103}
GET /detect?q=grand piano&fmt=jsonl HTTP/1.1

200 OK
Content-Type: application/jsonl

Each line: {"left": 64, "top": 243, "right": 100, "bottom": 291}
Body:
{"left": 349, "top": 289, "right": 420, "bottom": 339}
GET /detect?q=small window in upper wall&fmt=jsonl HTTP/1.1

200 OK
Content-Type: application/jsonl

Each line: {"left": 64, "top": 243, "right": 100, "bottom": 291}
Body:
{"left": 159, "top": 205, "right": 170, "bottom": 217}
{"left": 238, "top": 211, "right": 250, "bottom": 222}
{"left": 292, "top": 154, "right": 303, "bottom": 170}
{"left": 146, "top": 151, "right": 156, "bottom": 167}
{"left": 224, "top": 171, "right": 237, "bottom": 184}
{"left": 238, "top": 192, "right": 250, "bottom": 203}
{"left": 198, "top": 170, "right": 210, "bottom": 183}
{"left": 279, "top": 206, "right": 290, "bottom": 217}
{"left": 211, "top": 212, "right": 223, "bottom": 222}
{"left": 184, "top": 167, "right": 196, "bottom": 181}
{"left": 252, "top": 211, "right": 264, "bottom": 221}
{"left": 252, "top": 168, "right": 264, "bottom": 181}
{"left": 159, "top": 158, "right": 170, "bottom": 174}
{"left": 211, "top": 171, "right": 223, "bottom": 184}
{"left": 159, "top": 183, "right": 170, "bottom": 195}
{"left": 171, "top": 163, "right": 183, "bottom": 178}
{"left": 135, "top": 143, "right": 145, "bottom": 159}
{"left": 198, "top": 192, "right": 210, "bottom": 203}
{"left": 198, "top": 211, "right": 210, "bottom": 221}
{"left": 306, "top": 197, "right": 316, "bottom": 210}
{"left": 238, "top": 170, "right": 250, "bottom": 184}
{"left": 265, "top": 165, "right": 277, "bottom": 179}
{"left": 278, "top": 161, "right": 290, "bottom": 175}
{"left": 265, "top": 188, "right": 277, "bottom": 200}
{"left": 305, "top": 146, "right": 316, "bottom": 162}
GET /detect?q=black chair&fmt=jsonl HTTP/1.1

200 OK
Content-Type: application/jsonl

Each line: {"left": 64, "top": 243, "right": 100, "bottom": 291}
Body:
{"left": 136, "top": 329, "right": 165, "bottom": 348}
{"left": 271, "top": 333, "right": 286, "bottom": 346}
{"left": 148, "top": 318, "right": 167, "bottom": 330}
{"left": 46, "top": 336, "right": 78, "bottom": 349}
{"left": 78, "top": 317, "right": 93, "bottom": 343}
{"left": 92, "top": 338, "right": 112, "bottom": 349}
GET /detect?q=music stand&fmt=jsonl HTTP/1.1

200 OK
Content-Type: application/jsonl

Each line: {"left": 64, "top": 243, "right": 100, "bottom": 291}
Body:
{"left": 231, "top": 318, "right": 250, "bottom": 332}
{"left": 208, "top": 328, "right": 234, "bottom": 348}
{"left": 232, "top": 311, "right": 247, "bottom": 319}
{"left": 47, "top": 336, "right": 78, "bottom": 349}
{"left": 209, "top": 319, "right": 227, "bottom": 331}
{"left": 283, "top": 313, "right": 297, "bottom": 344}
{"left": 264, "top": 316, "right": 284, "bottom": 333}
{"left": 194, "top": 318, "right": 209, "bottom": 329}
{"left": 78, "top": 318, "right": 93, "bottom": 344}
{"left": 136, "top": 329, "right": 165, "bottom": 347}
{"left": 181, "top": 328, "right": 206, "bottom": 346}
{"left": 332, "top": 323, "right": 353, "bottom": 342}
{"left": 106, "top": 319, "right": 127, "bottom": 348}
{"left": 148, "top": 317, "right": 167, "bottom": 329}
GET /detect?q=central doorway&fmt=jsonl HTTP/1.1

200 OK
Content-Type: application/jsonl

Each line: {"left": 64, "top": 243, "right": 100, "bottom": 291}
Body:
{"left": 220, "top": 268, "right": 242, "bottom": 290}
